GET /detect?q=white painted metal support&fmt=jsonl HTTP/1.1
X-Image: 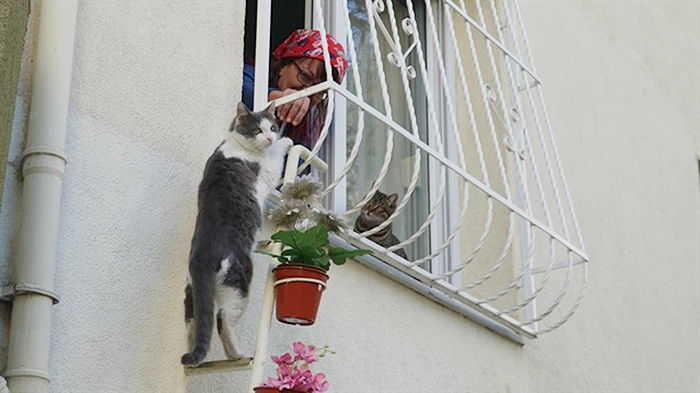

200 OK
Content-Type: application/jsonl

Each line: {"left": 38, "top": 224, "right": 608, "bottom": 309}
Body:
{"left": 329, "top": 0, "right": 348, "bottom": 214}
{"left": 253, "top": 0, "right": 272, "bottom": 112}
{"left": 333, "top": 82, "right": 588, "bottom": 261}
{"left": 531, "top": 257, "right": 587, "bottom": 275}
{"left": 246, "top": 261, "right": 277, "bottom": 391}
{"left": 443, "top": 0, "right": 540, "bottom": 84}
{"left": 249, "top": 146, "right": 329, "bottom": 390}
{"left": 185, "top": 358, "right": 253, "bottom": 377}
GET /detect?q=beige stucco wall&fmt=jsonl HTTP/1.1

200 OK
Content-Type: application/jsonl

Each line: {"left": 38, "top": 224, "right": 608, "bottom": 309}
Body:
{"left": 0, "top": 1, "right": 698, "bottom": 393}
{"left": 0, "top": 0, "right": 30, "bottom": 206}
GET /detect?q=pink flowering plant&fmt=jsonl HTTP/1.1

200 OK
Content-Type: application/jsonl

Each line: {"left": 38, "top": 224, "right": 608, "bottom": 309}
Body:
{"left": 261, "top": 342, "right": 335, "bottom": 393}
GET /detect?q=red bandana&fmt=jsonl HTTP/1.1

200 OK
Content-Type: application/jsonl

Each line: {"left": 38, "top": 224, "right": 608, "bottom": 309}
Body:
{"left": 272, "top": 29, "right": 347, "bottom": 83}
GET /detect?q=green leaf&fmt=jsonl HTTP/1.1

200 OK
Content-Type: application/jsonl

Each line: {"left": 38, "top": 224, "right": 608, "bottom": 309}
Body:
{"left": 311, "top": 254, "right": 331, "bottom": 270}
{"left": 327, "top": 247, "right": 373, "bottom": 266}
{"left": 270, "top": 226, "right": 330, "bottom": 266}
{"left": 305, "top": 225, "right": 330, "bottom": 247}
{"left": 253, "top": 250, "right": 289, "bottom": 264}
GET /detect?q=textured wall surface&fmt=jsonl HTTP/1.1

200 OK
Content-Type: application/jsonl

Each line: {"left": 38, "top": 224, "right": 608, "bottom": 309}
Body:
{"left": 0, "top": 0, "right": 29, "bottom": 206}
{"left": 515, "top": 1, "right": 700, "bottom": 391}
{"left": 0, "top": 1, "right": 698, "bottom": 392}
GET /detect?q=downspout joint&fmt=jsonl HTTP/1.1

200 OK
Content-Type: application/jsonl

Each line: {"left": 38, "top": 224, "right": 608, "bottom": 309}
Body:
{"left": 21, "top": 145, "right": 67, "bottom": 164}
{"left": 1, "top": 283, "right": 61, "bottom": 304}
{"left": 2, "top": 368, "right": 50, "bottom": 383}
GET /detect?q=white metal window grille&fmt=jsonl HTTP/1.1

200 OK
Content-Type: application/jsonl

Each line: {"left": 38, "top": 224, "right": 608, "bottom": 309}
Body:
{"left": 253, "top": 0, "right": 589, "bottom": 338}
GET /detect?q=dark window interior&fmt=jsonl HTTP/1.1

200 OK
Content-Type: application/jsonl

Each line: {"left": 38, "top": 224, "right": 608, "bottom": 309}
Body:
{"left": 244, "top": 0, "right": 307, "bottom": 65}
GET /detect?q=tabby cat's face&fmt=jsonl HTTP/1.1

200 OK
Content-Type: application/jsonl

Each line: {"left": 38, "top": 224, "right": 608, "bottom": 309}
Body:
{"left": 230, "top": 102, "right": 280, "bottom": 150}
{"left": 361, "top": 191, "right": 399, "bottom": 220}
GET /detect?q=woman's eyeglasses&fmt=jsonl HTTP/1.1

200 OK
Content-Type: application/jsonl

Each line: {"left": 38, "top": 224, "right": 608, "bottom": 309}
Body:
{"left": 292, "top": 60, "right": 328, "bottom": 105}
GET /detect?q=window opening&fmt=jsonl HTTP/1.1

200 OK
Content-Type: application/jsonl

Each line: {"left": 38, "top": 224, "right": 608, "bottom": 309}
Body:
{"left": 244, "top": 0, "right": 307, "bottom": 67}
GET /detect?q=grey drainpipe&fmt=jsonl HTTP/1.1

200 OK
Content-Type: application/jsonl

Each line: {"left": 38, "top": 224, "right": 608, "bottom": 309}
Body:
{"left": 4, "top": 1, "right": 78, "bottom": 392}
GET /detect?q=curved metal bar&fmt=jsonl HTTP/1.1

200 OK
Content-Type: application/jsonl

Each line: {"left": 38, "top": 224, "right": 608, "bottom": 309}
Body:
{"left": 322, "top": 0, "right": 367, "bottom": 198}
{"left": 343, "top": 0, "right": 398, "bottom": 216}
{"left": 486, "top": 0, "right": 574, "bottom": 322}
{"left": 520, "top": 248, "right": 573, "bottom": 324}
{"left": 424, "top": 0, "right": 515, "bottom": 280}
{"left": 297, "top": 1, "right": 346, "bottom": 174}
{"left": 379, "top": 0, "right": 457, "bottom": 255}
{"left": 463, "top": 222, "right": 535, "bottom": 302}
{"left": 496, "top": 236, "right": 558, "bottom": 315}
{"left": 353, "top": 0, "right": 424, "bottom": 240}
{"left": 539, "top": 256, "right": 588, "bottom": 333}
{"left": 512, "top": 0, "right": 586, "bottom": 252}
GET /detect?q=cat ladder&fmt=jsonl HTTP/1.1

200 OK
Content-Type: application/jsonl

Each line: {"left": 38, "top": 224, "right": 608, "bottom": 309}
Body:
{"left": 183, "top": 145, "right": 328, "bottom": 392}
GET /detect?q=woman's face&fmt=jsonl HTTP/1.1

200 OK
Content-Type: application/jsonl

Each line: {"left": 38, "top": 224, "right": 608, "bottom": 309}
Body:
{"left": 277, "top": 58, "right": 326, "bottom": 105}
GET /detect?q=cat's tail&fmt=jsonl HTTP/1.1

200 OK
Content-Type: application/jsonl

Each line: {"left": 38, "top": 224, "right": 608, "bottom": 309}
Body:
{"left": 181, "top": 263, "right": 216, "bottom": 367}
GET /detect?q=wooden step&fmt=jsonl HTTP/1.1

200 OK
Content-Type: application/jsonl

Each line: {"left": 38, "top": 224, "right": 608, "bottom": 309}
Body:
{"left": 184, "top": 357, "right": 254, "bottom": 376}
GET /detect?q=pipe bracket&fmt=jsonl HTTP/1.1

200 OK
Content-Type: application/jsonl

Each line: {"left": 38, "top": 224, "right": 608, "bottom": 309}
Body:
{"left": 3, "top": 367, "right": 51, "bottom": 382}
{"left": 21, "top": 145, "right": 68, "bottom": 164}
{"left": 1, "top": 283, "right": 60, "bottom": 304}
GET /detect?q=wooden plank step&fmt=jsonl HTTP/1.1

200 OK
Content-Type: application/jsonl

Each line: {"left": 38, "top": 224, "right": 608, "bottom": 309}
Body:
{"left": 184, "top": 357, "right": 254, "bottom": 376}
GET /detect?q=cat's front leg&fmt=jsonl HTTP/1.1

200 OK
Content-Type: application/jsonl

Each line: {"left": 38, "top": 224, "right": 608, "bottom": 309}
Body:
{"left": 266, "top": 137, "right": 293, "bottom": 186}
{"left": 274, "top": 137, "right": 294, "bottom": 155}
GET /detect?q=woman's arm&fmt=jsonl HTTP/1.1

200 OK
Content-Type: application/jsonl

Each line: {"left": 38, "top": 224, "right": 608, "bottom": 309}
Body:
{"left": 269, "top": 89, "right": 312, "bottom": 126}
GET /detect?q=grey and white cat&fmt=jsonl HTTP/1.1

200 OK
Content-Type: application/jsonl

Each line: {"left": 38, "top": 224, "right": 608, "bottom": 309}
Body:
{"left": 181, "top": 102, "right": 292, "bottom": 367}
{"left": 354, "top": 191, "right": 408, "bottom": 260}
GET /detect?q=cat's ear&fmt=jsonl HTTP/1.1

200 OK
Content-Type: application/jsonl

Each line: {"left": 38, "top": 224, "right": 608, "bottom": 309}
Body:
{"left": 236, "top": 102, "right": 252, "bottom": 119}
{"left": 387, "top": 193, "right": 398, "bottom": 206}
{"left": 263, "top": 101, "right": 276, "bottom": 118}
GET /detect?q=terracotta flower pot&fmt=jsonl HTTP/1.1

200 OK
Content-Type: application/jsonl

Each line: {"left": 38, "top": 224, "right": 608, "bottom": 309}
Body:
{"left": 272, "top": 264, "right": 329, "bottom": 325}
{"left": 253, "top": 388, "right": 306, "bottom": 393}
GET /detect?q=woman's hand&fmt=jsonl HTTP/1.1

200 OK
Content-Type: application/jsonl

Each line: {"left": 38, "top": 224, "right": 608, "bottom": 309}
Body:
{"left": 268, "top": 89, "right": 311, "bottom": 126}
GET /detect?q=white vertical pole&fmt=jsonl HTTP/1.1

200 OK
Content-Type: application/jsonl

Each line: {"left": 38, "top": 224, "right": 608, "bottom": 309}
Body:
{"left": 305, "top": 0, "right": 313, "bottom": 29}
{"left": 329, "top": 0, "right": 347, "bottom": 214}
{"left": 253, "top": 0, "right": 272, "bottom": 112}
{"left": 247, "top": 261, "right": 277, "bottom": 392}
{"left": 249, "top": 1, "right": 274, "bottom": 390}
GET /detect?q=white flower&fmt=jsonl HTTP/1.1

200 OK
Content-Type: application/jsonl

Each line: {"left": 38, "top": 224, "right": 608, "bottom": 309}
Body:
{"left": 279, "top": 175, "right": 324, "bottom": 206}
{"left": 312, "top": 209, "right": 349, "bottom": 233}
{"left": 268, "top": 203, "right": 302, "bottom": 228}
{"left": 294, "top": 218, "right": 314, "bottom": 231}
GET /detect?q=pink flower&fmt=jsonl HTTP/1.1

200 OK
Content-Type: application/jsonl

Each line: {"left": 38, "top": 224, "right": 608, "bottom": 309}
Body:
{"left": 312, "top": 373, "right": 330, "bottom": 393}
{"left": 262, "top": 376, "right": 293, "bottom": 390}
{"left": 291, "top": 368, "right": 315, "bottom": 391}
{"left": 263, "top": 342, "right": 331, "bottom": 393}
{"left": 292, "top": 341, "right": 318, "bottom": 364}
{"left": 278, "top": 364, "right": 293, "bottom": 379}
{"left": 271, "top": 352, "right": 293, "bottom": 366}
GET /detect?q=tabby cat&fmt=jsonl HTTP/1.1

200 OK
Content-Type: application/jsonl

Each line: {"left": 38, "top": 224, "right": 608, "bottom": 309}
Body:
{"left": 181, "top": 102, "right": 292, "bottom": 367}
{"left": 354, "top": 191, "right": 408, "bottom": 259}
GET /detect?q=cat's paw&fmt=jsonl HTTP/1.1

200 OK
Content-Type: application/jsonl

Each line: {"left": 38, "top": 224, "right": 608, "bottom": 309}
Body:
{"left": 181, "top": 351, "right": 205, "bottom": 367}
{"left": 224, "top": 353, "right": 245, "bottom": 362}
{"left": 277, "top": 137, "right": 294, "bottom": 152}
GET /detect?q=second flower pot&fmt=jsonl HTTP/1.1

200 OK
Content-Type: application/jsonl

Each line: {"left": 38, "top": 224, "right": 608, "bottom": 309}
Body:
{"left": 272, "top": 264, "right": 328, "bottom": 325}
